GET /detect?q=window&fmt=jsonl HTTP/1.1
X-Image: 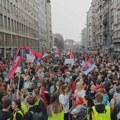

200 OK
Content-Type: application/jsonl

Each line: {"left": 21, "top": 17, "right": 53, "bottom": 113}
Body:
{"left": 4, "top": 16, "right": 7, "bottom": 29}
{"left": 7, "top": 0, "right": 9, "bottom": 10}
{"left": 17, "top": 22, "right": 19, "bottom": 32}
{"left": 0, "top": 14, "right": 3, "bottom": 28}
{"left": 8, "top": 18, "right": 10, "bottom": 30}
{"left": 24, "top": 25, "right": 25, "bottom": 34}
{"left": 14, "top": 21, "right": 17, "bottom": 32}
{"left": 11, "top": 19, "right": 13, "bottom": 32}
{"left": 19, "top": 23, "right": 21, "bottom": 32}
{"left": 3, "top": 0, "right": 6, "bottom": 8}
{"left": 13, "top": 5, "right": 15, "bottom": 14}
{"left": 22, "top": 24, "right": 23, "bottom": 34}
{"left": 15, "top": 7, "right": 18, "bottom": 16}
{"left": 10, "top": 3, "right": 12, "bottom": 13}
{"left": 0, "top": 0, "right": 2, "bottom": 5}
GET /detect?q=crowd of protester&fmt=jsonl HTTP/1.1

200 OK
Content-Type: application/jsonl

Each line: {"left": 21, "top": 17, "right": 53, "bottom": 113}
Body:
{"left": 0, "top": 52, "right": 119, "bottom": 120}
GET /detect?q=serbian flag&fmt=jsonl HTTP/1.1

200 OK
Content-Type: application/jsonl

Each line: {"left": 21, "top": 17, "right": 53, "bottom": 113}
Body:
{"left": 24, "top": 45, "right": 35, "bottom": 62}
{"left": 6, "top": 48, "right": 22, "bottom": 79}
{"left": 33, "top": 51, "right": 42, "bottom": 62}
{"left": 82, "top": 58, "right": 96, "bottom": 75}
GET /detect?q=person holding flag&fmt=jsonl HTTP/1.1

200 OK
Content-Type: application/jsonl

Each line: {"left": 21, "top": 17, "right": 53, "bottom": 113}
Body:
{"left": 24, "top": 45, "right": 35, "bottom": 63}
{"left": 5, "top": 48, "right": 22, "bottom": 80}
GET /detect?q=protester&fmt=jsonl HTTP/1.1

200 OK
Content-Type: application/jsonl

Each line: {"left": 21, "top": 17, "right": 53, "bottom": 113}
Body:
{"left": 11, "top": 99, "right": 23, "bottom": 120}
{"left": 27, "top": 82, "right": 34, "bottom": 95}
{"left": 74, "top": 81, "right": 86, "bottom": 101}
{"left": 59, "top": 84, "right": 69, "bottom": 120}
{"left": 0, "top": 47, "right": 119, "bottom": 120}
{"left": 47, "top": 93, "right": 64, "bottom": 120}
{"left": 23, "top": 95, "right": 45, "bottom": 120}
{"left": 0, "top": 98, "right": 13, "bottom": 120}
{"left": 92, "top": 93, "right": 111, "bottom": 120}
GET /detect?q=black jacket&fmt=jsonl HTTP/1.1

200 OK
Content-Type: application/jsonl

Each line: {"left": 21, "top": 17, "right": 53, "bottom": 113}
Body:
{"left": 13, "top": 110, "right": 23, "bottom": 120}
{"left": 94, "top": 104, "right": 106, "bottom": 113}
{"left": 23, "top": 105, "right": 43, "bottom": 120}
{"left": 0, "top": 110, "right": 13, "bottom": 120}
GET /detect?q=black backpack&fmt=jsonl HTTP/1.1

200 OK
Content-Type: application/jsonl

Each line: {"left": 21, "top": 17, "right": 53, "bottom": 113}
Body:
{"left": 31, "top": 111, "right": 46, "bottom": 120}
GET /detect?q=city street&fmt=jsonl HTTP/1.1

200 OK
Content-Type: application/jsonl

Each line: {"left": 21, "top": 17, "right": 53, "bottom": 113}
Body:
{"left": 0, "top": 0, "right": 120, "bottom": 120}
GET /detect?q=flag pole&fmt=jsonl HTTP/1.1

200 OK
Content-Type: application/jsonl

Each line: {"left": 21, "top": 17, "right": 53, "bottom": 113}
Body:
{"left": 17, "top": 72, "right": 21, "bottom": 99}
{"left": 16, "top": 45, "right": 21, "bottom": 98}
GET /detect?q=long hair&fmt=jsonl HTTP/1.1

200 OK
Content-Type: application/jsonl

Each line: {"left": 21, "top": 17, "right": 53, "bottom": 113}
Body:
{"left": 33, "top": 89, "right": 44, "bottom": 102}
{"left": 51, "top": 93, "right": 63, "bottom": 113}
{"left": 20, "top": 88, "right": 29, "bottom": 98}
{"left": 60, "top": 84, "right": 68, "bottom": 95}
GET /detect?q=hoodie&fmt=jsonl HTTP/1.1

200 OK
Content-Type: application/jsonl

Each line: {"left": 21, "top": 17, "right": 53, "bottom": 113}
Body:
{"left": 0, "top": 111, "right": 13, "bottom": 120}
{"left": 95, "top": 104, "right": 106, "bottom": 113}
{"left": 23, "top": 105, "right": 43, "bottom": 120}
{"left": 92, "top": 104, "right": 111, "bottom": 120}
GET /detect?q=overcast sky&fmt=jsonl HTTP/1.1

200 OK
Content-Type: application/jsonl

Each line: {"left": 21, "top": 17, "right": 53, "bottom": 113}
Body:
{"left": 51, "top": 0, "right": 92, "bottom": 42}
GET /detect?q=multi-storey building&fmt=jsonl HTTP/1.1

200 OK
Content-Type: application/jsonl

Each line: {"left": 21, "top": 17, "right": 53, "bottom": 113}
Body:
{"left": 38, "top": 0, "right": 47, "bottom": 52}
{"left": 0, "top": 0, "right": 40, "bottom": 57}
{"left": 86, "top": 0, "right": 120, "bottom": 54}
{"left": 87, "top": 7, "right": 92, "bottom": 49}
{"left": 0, "top": 0, "right": 52, "bottom": 57}
{"left": 81, "top": 27, "right": 88, "bottom": 48}
{"left": 113, "top": 0, "right": 120, "bottom": 54}
{"left": 46, "top": 0, "right": 52, "bottom": 50}
{"left": 103, "top": 0, "right": 114, "bottom": 53}
{"left": 64, "top": 39, "right": 75, "bottom": 51}
{"left": 52, "top": 34, "right": 64, "bottom": 50}
{"left": 87, "top": 3, "right": 96, "bottom": 50}
{"left": 86, "top": 0, "right": 104, "bottom": 50}
{"left": 94, "top": 0, "right": 104, "bottom": 50}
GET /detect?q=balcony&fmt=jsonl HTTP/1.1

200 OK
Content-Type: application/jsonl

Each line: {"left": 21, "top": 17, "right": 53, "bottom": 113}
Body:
{"left": 114, "top": 48, "right": 120, "bottom": 52}
{"left": 103, "top": 19, "right": 108, "bottom": 25}
{"left": 116, "top": 0, "right": 120, "bottom": 11}
{"left": 117, "top": 4, "right": 120, "bottom": 11}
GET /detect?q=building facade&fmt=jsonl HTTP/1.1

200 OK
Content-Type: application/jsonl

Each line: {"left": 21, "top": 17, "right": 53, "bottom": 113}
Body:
{"left": 103, "top": 0, "right": 114, "bottom": 53}
{"left": 0, "top": 0, "right": 52, "bottom": 57}
{"left": 64, "top": 39, "right": 75, "bottom": 51}
{"left": 52, "top": 34, "right": 64, "bottom": 50}
{"left": 95, "top": 0, "right": 104, "bottom": 50}
{"left": 81, "top": 27, "right": 88, "bottom": 48}
{"left": 113, "top": 0, "right": 120, "bottom": 54}
{"left": 86, "top": 0, "right": 104, "bottom": 50}
{"left": 38, "top": 0, "right": 47, "bottom": 52}
{"left": 0, "top": 0, "right": 40, "bottom": 57}
{"left": 87, "top": 4, "right": 96, "bottom": 50}
{"left": 86, "top": 0, "right": 120, "bottom": 54}
{"left": 46, "top": 0, "right": 52, "bottom": 50}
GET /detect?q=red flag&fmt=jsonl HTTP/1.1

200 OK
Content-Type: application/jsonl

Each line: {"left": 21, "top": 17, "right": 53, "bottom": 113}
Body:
{"left": 33, "top": 51, "right": 42, "bottom": 59}
{"left": 41, "top": 86, "right": 47, "bottom": 109}
{"left": 6, "top": 49, "right": 22, "bottom": 79}
{"left": 31, "top": 50, "right": 42, "bottom": 62}
{"left": 69, "top": 48, "right": 75, "bottom": 61}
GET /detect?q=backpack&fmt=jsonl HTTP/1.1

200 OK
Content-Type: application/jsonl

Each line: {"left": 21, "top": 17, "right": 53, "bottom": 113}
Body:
{"left": 70, "top": 105, "right": 87, "bottom": 120}
{"left": 31, "top": 111, "right": 46, "bottom": 120}
{"left": 115, "top": 105, "right": 120, "bottom": 120}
